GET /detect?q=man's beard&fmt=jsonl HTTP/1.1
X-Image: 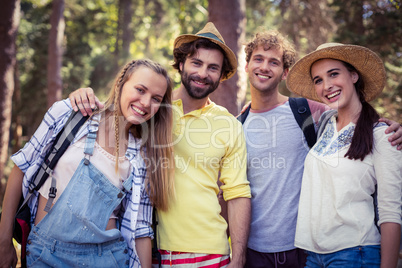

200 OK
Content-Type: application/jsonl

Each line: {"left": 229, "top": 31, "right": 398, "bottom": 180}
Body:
{"left": 181, "top": 70, "right": 220, "bottom": 99}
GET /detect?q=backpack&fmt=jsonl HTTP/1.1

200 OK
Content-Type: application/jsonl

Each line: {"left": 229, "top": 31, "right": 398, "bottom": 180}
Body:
{"left": 22, "top": 110, "right": 89, "bottom": 211}
{"left": 237, "top": 97, "right": 317, "bottom": 148}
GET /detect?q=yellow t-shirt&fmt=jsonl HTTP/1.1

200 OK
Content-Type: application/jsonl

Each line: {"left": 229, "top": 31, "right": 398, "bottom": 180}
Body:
{"left": 157, "top": 99, "right": 250, "bottom": 255}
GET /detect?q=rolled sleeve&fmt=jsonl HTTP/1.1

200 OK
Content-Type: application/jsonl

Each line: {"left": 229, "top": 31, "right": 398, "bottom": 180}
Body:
{"left": 373, "top": 127, "right": 402, "bottom": 226}
{"left": 134, "top": 188, "right": 154, "bottom": 239}
{"left": 220, "top": 121, "right": 251, "bottom": 201}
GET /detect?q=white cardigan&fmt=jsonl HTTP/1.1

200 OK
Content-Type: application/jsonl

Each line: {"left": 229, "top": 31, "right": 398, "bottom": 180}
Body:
{"left": 295, "top": 116, "right": 402, "bottom": 253}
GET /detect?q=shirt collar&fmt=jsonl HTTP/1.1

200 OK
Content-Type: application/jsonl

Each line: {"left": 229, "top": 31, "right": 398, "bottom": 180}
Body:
{"left": 173, "top": 99, "right": 215, "bottom": 118}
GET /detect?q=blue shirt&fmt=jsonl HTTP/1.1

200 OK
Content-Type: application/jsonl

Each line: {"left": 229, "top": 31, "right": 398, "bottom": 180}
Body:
{"left": 11, "top": 99, "right": 152, "bottom": 268}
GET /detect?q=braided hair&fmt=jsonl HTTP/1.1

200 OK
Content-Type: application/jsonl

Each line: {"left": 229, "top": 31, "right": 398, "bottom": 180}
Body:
{"left": 95, "top": 59, "right": 175, "bottom": 211}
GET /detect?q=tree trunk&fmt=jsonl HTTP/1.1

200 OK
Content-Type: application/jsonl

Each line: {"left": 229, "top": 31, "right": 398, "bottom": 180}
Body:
{"left": 12, "top": 61, "right": 22, "bottom": 154}
{"left": 208, "top": 0, "right": 246, "bottom": 116}
{"left": 0, "top": 0, "right": 20, "bottom": 202}
{"left": 115, "top": 0, "right": 133, "bottom": 64}
{"left": 47, "top": 0, "right": 65, "bottom": 107}
{"left": 114, "top": 0, "right": 122, "bottom": 65}
{"left": 122, "top": 0, "right": 134, "bottom": 59}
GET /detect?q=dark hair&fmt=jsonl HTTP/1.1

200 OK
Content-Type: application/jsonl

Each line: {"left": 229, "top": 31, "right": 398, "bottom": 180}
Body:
{"left": 342, "top": 61, "right": 380, "bottom": 161}
{"left": 172, "top": 38, "right": 232, "bottom": 80}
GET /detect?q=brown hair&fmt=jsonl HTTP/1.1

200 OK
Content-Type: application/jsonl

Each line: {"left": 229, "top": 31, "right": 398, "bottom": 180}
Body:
{"left": 98, "top": 59, "right": 175, "bottom": 211}
{"left": 245, "top": 30, "right": 296, "bottom": 70}
{"left": 341, "top": 61, "right": 379, "bottom": 161}
{"left": 172, "top": 38, "right": 232, "bottom": 80}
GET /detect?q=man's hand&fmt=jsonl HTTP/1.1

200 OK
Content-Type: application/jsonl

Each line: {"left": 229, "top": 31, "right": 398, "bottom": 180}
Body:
{"left": 379, "top": 118, "right": 402, "bottom": 150}
{"left": 69, "top": 87, "right": 104, "bottom": 116}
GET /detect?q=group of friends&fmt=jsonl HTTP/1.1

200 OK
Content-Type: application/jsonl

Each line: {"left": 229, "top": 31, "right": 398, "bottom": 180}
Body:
{"left": 0, "top": 22, "right": 401, "bottom": 268}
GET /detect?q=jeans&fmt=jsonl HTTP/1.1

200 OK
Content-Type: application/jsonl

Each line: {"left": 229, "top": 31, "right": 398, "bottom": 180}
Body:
{"left": 305, "top": 245, "right": 380, "bottom": 268}
{"left": 245, "top": 247, "right": 307, "bottom": 268}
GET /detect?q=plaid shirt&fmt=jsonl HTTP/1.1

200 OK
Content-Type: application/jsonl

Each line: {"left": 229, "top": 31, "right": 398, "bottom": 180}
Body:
{"left": 11, "top": 99, "right": 153, "bottom": 267}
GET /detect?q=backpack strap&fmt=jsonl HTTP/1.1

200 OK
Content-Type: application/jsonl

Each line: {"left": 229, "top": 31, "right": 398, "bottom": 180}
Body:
{"left": 238, "top": 99, "right": 317, "bottom": 148}
{"left": 237, "top": 103, "right": 251, "bottom": 124}
{"left": 289, "top": 97, "right": 317, "bottom": 148}
{"left": 152, "top": 208, "right": 161, "bottom": 267}
{"left": 19, "top": 111, "right": 88, "bottom": 213}
{"left": 316, "top": 110, "right": 337, "bottom": 138}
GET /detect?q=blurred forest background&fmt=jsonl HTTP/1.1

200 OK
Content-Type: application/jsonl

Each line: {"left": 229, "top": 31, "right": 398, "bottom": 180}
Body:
{"left": 0, "top": 0, "right": 401, "bottom": 205}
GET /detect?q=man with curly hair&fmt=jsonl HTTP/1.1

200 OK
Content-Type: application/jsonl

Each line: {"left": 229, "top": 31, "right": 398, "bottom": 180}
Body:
{"left": 240, "top": 30, "right": 402, "bottom": 268}
{"left": 239, "top": 30, "right": 324, "bottom": 268}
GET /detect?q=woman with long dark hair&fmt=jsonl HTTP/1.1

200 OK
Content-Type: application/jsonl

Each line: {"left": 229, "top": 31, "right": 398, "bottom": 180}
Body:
{"left": 287, "top": 43, "right": 401, "bottom": 267}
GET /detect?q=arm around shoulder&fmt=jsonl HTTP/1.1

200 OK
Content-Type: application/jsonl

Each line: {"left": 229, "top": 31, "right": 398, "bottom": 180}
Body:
{"left": 378, "top": 118, "right": 402, "bottom": 150}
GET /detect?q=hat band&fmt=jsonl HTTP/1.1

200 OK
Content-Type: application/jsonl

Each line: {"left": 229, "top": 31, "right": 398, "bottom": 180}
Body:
{"left": 197, "top": 33, "right": 224, "bottom": 44}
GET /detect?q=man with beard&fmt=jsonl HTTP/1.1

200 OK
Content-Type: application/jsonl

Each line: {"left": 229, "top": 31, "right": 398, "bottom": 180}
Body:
{"left": 69, "top": 22, "right": 251, "bottom": 268}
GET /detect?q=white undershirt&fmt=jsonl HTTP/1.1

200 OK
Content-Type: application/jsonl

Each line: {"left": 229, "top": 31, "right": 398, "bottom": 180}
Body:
{"left": 38, "top": 136, "right": 131, "bottom": 218}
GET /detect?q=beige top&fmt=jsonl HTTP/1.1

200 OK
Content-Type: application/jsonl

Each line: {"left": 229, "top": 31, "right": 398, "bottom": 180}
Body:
{"left": 38, "top": 136, "right": 131, "bottom": 218}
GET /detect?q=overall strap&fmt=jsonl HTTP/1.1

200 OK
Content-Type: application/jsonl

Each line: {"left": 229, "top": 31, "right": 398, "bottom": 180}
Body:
{"left": 83, "top": 131, "right": 97, "bottom": 159}
{"left": 45, "top": 115, "right": 96, "bottom": 211}
{"left": 83, "top": 117, "right": 100, "bottom": 160}
{"left": 289, "top": 97, "right": 317, "bottom": 148}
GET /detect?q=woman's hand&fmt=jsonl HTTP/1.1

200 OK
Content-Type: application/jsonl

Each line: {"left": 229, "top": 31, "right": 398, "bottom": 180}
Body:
{"left": 0, "top": 238, "right": 18, "bottom": 268}
{"left": 0, "top": 165, "right": 24, "bottom": 268}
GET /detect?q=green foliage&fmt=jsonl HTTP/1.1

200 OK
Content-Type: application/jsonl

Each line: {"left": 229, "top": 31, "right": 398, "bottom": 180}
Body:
{"left": 332, "top": 0, "right": 402, "bottom": 121}
{"left": 17, "top": 0, "right": 51, "bottom": 135}
{"left": 63, "top": 0, "right": 118, "bottom": 97}
{"left": 14, "top": 0, "right": 402, "bottom": 140}
{"left": 245, "top": 0, "right": 277, "bottom": 39}
{"left": 125, "top": 0, "right": 209, "bottom": 86}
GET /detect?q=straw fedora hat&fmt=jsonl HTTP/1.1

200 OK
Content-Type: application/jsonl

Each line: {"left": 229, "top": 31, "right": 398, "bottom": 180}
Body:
{"left": 174, "top": 22, "right": 238, "bottom": 80}
{"left": 286, "top": 43, "right": 386, "bottom": 102}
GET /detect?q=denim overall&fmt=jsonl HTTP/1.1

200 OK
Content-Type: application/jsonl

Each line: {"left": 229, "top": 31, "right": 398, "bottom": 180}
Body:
{"left": 26, "top": 126, "right": 132, "bottom": 267}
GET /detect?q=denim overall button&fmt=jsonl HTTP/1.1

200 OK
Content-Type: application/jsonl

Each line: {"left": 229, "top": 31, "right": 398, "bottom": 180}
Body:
{"left": 27, "top": 240, "right": 32, "bottom": 245}
{"left": 125, "top": 260, "right": 129, "bottom": 265}
{"left": 124, "top": 249, "right": 128, "bottom": 254}
{"left": 84, "top": 158, "right": 90, "bottom": 165}
{"left": 117, "top": 192, "right": 123, "bottom": 198}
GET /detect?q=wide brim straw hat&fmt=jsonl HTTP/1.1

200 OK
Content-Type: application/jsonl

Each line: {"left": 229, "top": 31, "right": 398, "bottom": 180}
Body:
{"left": 286, "top": 43, "right": 386, "bottom": 102}
{"left": 174, "top": 22, "right": 238, "bottom": 81}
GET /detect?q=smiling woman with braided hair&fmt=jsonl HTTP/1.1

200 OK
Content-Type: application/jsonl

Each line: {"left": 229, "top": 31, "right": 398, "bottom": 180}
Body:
{"left": 0, "top": 59, "right": 175, "bottom": 268}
